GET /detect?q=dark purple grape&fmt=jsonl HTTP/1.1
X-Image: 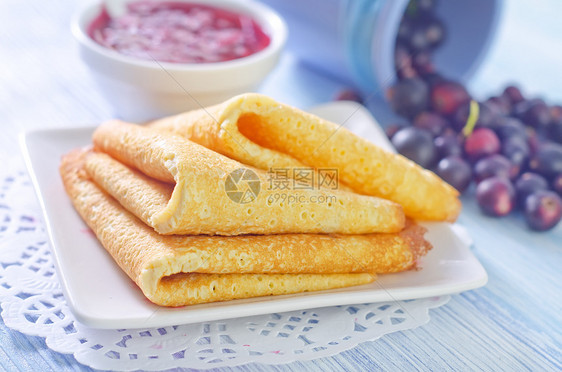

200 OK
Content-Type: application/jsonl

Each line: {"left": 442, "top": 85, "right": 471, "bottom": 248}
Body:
{"left": 414, "top": 0, "right": 436, "bottom": 13}
{"left": 395, "top": 42, "right": 412, "bottom": 69}
{"left": 397, "top": 19, "right": 414, "bottom": 44}
{"left": 464, "top": 128, "right": 500, "bottom": 162}
{"left": 474, "top": 154, "right": 517, "bottom": 183}
{"left": 424, "top": 16, "right": 446, "bottom": 49}
{"left": 431, "top": 80, "right": 471, "bottom": 116}
{"left": 550, "top": 123, "right": 562, "bottom": 143}
{"left": 408, "top": 22, "right": 432, "bottom": 52}
{"left": 547, "top": 105, "right": 562, "bottom": 144}
{"left": 334, "top": 89, "right": 363, "bottom": 103}
{"left": 407, "top": 16, "right": 442, "bottom": 52}
{"left": 412, "top": 51, "right": 435, "bottom": 75}
{"left": 501, "top": 136, "right": 529, "bottom": 172}
{"left": 413, "top": 111, "right": 448, "bottom": 137}
{"left": 492, "top": 117, "right": 527, "bottom": 141}
{"left": 422, "top": 72, "right": 445, "bottom": 89}
{"left": 552, "top": 174, "right": 562, "bottom": 196}
{"left": 403, "top": 12, "right": 445, "bottom": 50}
{"left": 441, "top": 127, "right": 457, "bottom": 137}
{"left": 476, "top": 177, "right": 515, "bottom": 217}
{"left": 502, "top": 85, "right": 525, "bottom": 105}
{"left": 395, "top": 43, "right": 417, "bottom": 80}
{"left": 453, "top": 101, "right": 497, "bottom": 132}
{"left": 391, "top": 127, "right": 437, "bottom": 168}
{"left": 528, "top": 143, "right": 562, "bottom": 180}
{"left": 550, "top": 105, "right": 562, "bottom": 124}
{"left": 387, "top": 78, "right": 429, "bottom": 119}
{"left": 513, "top": 99, "right": 551, "bottom": 131}
{"left": 514, "top": 172, "right": 549, "bottom": 208}
{"left": 385, "top": 123, "right": 406, "bottom": 140}
{"left": 434, "top": 134, "right": 462, "bottom": 158}
{"left": 524, "top": 190, "right": 562, "bottom": 231}
{"left": 526, "top": 127, "right": 540, "bottom": 155}
{"left": 435, "top": 156, "right": 472, "bottom": 193}
{"left": 397, "top": 66, "right": 418, "bottom": 80}
{"left": 485, "top": 96, "right": 512, "bottom": 116}
{"left": 485, "top": 99, "right": 508, "bottom": 117}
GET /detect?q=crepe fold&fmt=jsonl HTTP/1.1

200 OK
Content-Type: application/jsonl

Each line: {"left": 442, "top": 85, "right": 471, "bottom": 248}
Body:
{"left": 60, "top": 149, "right": 431, "bottom": 306}
{"left": 148, "top": 93, "right": 461, "bottom": 222}
{"left": 91, "top": 121, "right": 405, "bottom": 235}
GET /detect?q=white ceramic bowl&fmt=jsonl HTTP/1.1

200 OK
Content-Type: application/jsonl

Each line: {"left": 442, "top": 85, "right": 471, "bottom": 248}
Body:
{"left": 72, "top": 0, "right": 287, "bottom": 122}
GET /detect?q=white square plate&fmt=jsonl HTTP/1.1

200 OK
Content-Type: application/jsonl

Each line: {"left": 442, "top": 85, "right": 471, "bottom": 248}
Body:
{"left": 20, "top": 102, "right": 487, "bottom": 329}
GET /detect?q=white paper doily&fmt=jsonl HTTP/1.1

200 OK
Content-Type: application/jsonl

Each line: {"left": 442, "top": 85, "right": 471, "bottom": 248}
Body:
{"left": 0, "top": 170, "right": 449, "bottom": 370}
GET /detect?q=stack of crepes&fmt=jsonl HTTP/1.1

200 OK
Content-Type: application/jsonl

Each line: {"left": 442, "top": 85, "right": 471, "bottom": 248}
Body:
{"left": 60, "top": 93, "right": 461, "bottom": 306}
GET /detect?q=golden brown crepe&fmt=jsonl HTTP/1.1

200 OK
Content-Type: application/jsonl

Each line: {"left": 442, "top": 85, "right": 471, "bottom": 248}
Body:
{"left": 148, "top": 93, "right": 461, "bottom": 222}
{"left": 91, "top": 121, "right": 405, "bottom": 235}
{"left": 60, "top": 149, "right": 431, "bottom": 306}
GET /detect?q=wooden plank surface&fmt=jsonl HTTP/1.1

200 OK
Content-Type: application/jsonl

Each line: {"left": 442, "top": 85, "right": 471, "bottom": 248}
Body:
{"left": 0, "top": 0, "right": 561, "bottom": 370}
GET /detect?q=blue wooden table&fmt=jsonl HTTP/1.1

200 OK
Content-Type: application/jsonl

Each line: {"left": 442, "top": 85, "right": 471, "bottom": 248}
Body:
{"left": 0, "top": 0, "right": 561, "bottom": 370}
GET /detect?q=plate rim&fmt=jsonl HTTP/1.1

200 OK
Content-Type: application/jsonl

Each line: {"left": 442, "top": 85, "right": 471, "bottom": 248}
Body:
{"left": 18, "top": 103, "right": 488, "bottom": 329}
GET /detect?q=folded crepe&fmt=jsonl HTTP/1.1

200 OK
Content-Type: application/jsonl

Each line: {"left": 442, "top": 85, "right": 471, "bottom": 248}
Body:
{"left": 60, "top": 149, "right": 431, "bottom": 306}
{"left": 91, "top": 121, "right": 405, "bottom": 235}
{"left": 148, "top": 93, "right": 461, "bottom": 222}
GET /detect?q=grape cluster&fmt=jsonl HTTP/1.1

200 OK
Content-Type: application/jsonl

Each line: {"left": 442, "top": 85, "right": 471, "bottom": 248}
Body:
{"left": 337, "top": 0, "right": 562, "bottom": 231}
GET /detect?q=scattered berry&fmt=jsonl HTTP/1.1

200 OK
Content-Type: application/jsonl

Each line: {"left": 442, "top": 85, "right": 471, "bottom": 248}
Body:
{"left": 548, "top": 105, "right": 562, "bottom": 144}
{"left": 395, "top": 42, "right": 415, "bottom": 79}
{"left": 385, "top": 123, "right": 406, "bottom": 140}
{"left": 492, "top": 117, "right": 527, "bottom": 141}
{"left": 424, "top": 16, "right": 446, "bottom": 49}
{"left": 385, "top": 0, "right": 561, "bottom": 231}
{"left": 501, "top": 136, "right": 529, "bottom": 172}
{"left": 514, "top": 172, "right": 549, "bottom": 208}
{"left": 421, "top": 72, "right": 445, "bottom": 89}
{"left": 485, "top": 96, "right": 512, "bottom": 116}
{"left": 464, "top": 128, "right": 500, "bottom": 162}
{"left": 434, "top": 133, "right": 462, "bottom": 158}
{"left": 392, "top": 127, "right": 437, "bottom": 168}
{"left": 474, "top": 155, "right": 517, "bottom": 183}
{"left": 335, "top": 89, "right": 363, "bottom": 103}
{"left": 388, "top": 78, "right": 429, "bottom": 119}
{"left": 502, "top": 85, "right": 525, "bottom": 105}
{"left": 550, "top": 105, "right": 562, "bottom": 123}
{"left": 453, "top": 101, "right": 497, "bottom": 132}
{"left": 435, "top": 156, "right": 472, "bottom": 193}
{"left": 524, "top": 191, "right": 562, "bottom": 231}
{"left": 413, "top": 111, "right": 448, "bottom": 137}
{"left": 412, "top": 51, "right": 435, "bottom": 75}
{"left": 397, "top": 19, "right": 414, "bottom": 44}
{"left": 430, "top": 80, "right": 470, "bottom": 116}
{"left": 526, "top": 127, "right": 541, "bottom": 155}
{"left": 414, "top": 0, "right": 436, "bottom": 13}
{"left": 513, "top": 99, "right": 551, "bottom": 131}
{"left": 552, "top": 174, "right": 562, "bottom": 196}
{"left": 408, "top": 18, "right": 439, "bottom": 52}
{"left": 476, "top": 177, "right": 515, "bottom": 217}
{"left": 528, "top": 144, "right": 562, "bottom": 180}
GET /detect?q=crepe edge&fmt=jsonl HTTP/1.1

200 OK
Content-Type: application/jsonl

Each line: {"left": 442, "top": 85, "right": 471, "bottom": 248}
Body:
{"left": 151, "top": 272, "right": 375, "bottom": 306}
{"left": 60, "top": 148, "right": 378, "bottom": 306}
{"left": 180, "top": 93, "right": 461, "bottom": 222}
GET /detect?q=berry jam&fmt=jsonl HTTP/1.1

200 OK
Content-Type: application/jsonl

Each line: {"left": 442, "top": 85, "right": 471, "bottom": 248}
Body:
{"left": 88, "top": 1, "right": 271, "bottom": 63}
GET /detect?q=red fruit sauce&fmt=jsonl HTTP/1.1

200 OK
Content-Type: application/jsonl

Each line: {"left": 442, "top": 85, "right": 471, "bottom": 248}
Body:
{"left": 88, "top": 1, "right": 271, "bottom": 64}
